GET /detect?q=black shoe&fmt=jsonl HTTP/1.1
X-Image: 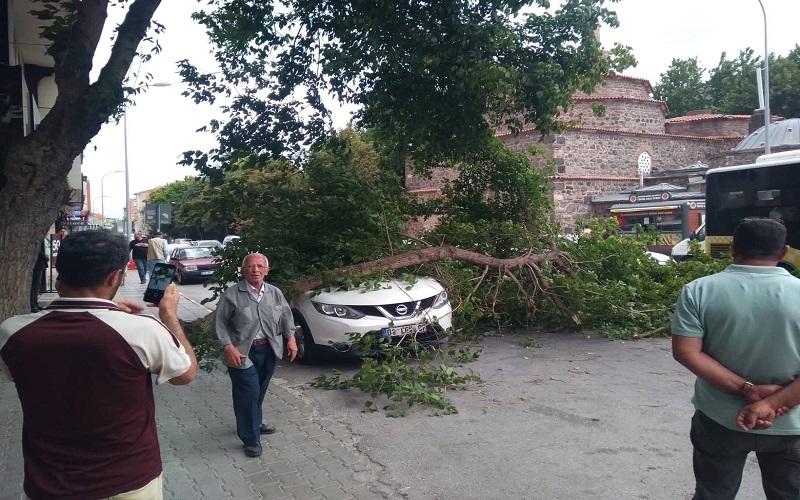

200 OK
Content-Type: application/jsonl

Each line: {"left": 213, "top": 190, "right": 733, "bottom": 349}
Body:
{"left": 259, "top": 423, "right": 277, "bottom": 435}
{"left": 31, "top": 306, "right": 43, "bottom": 313}
{"left": 141, "top": 280, "right": 146, "bottom": 284}
{"left": 243, "top": 444, "right": 262, "bottom": 457}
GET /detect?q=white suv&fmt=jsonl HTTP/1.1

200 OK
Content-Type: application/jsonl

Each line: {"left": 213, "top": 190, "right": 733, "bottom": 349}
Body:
{"left": 291, "top": 277, "right": 453, "bottom": 364}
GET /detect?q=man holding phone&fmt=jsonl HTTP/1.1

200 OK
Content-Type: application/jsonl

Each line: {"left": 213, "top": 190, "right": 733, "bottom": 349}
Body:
{"left": 213, "top": 252, "right": 298, "bottom": 458}
{"left": 0, "top": 230, "right": 197, "bottom": 499}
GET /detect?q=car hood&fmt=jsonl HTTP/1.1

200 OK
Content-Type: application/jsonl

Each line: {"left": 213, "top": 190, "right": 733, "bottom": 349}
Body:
{"left": 175, "top": 257, "right": 218, "bottom": 266}
{"left": 307, "top": 277, "right": 445, "bottom": 305}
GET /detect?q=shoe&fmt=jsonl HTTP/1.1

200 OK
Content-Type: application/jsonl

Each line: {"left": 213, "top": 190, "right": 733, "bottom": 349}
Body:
{"left": 259, "top": 423, "right": 277, "bottom": 435}
{"left": 141, "top": 281, "right": 146, "bottom": 284}
{"left": 243, "top": 444, "right": 262, "bottom": 457}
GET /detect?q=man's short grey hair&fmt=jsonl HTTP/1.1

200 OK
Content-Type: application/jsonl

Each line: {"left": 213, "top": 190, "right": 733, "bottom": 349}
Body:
{"left": 242, "top": 252, "right": 269, "bottom": 268}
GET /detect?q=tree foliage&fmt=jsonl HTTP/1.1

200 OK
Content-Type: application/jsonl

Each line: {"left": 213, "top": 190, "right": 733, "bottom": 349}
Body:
{"left": 653, "top": 58, "right": 709, "bottom": 117}
{"left": 654, "top": 45, "right": 800, "bottom": 118}
{"left": 179, "top": 0, "right": 634, "bottom": 174}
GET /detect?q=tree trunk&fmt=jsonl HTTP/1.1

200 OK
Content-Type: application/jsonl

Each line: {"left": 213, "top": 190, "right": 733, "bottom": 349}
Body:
{"left": 289, "top": 245, "right": 570, "bottom": 293}
{"left": 0, "top": 0, "right": 163, "bottom": 322}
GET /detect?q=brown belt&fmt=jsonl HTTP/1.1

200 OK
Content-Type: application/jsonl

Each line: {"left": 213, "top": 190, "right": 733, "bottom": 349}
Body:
{"left": 252, "top": 338, "right": 268, "bottom": 346}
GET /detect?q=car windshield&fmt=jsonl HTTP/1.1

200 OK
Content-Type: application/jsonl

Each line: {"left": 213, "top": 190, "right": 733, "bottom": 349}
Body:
{"left": 184, "top": 247, "right": 215, "bottom": 259}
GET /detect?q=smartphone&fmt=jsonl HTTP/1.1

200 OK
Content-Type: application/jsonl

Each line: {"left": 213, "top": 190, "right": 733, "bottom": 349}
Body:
{"left": 143, "top": 263, "right": 177, "bottom": 304}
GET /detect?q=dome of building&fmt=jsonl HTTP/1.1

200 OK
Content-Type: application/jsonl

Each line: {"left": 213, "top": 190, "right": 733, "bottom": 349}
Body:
{"left": 734, "top": 118, "right": 800, "bottom": 151}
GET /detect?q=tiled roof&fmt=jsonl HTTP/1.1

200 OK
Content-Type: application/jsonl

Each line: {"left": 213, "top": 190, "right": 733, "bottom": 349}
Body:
{"left": 665, "top": 114, "right": 751, "bottom": 123}
{"left": 552, "top": 175, "right": 639, "bottom": 181}
{"left": 496, "top": 124, "right": 745, "bottom": 141}
{"left": 572, "top": 95, "right": 669, "bottom": 115}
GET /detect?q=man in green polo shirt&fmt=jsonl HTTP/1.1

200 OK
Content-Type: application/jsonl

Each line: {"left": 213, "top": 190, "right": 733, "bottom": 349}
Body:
{"left": 672, "top": 217, "right": 800, "bottom": 500}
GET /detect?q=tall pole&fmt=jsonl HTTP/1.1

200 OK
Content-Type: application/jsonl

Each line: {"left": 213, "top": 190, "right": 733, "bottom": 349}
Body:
{"left": 123, "top": 112, "right": 131, "bottom": 237}
{"left": 101, "top": 170, "right": 123, "bottom": 227}
{"left": 756, "top": 0, "right": 770, "bottom": 155}
{"left": 122, "top": 82, "right": 171, "bottom": 238}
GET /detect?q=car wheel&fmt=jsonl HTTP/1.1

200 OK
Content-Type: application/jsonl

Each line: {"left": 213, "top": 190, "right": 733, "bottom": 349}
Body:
{"left": 292, "top": 312, "right": 318, "bottom": 365}
{"left": 176, "top": 270, "right": 185, "bottom": 285}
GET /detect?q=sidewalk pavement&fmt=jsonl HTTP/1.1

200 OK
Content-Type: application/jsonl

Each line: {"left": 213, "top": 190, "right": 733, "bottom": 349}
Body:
{"left": 0, "top": 282, "right": 391, "bottom": 500}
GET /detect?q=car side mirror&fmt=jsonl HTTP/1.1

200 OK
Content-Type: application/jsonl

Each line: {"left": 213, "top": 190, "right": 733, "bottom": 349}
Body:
{"left": 689, "top": 233, "right": 697, "bottom": 241}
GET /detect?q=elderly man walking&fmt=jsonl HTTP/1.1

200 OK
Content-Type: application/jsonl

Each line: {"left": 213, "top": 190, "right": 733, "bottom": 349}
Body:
{"left": 672, "top": 218, "right": 800, "bottom": 500}
{"left": 213, "top": 252, "right": 298, "bottom": 457}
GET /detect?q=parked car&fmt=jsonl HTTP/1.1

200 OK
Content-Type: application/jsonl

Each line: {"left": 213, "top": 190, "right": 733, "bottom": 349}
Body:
{"left": 172, "top": 238, "right": 193, "bottom": 245}
{"left": 671, "top": 223, "right": 705, "bottom": 262}
{"left": 169, "top": 245, "right": 220, "bottom": 284}
{"left": 192, "top": 239, "right": 223, "bottom": 248}
{"left": 291, "top": 277, "right": 453, "bottom": 364}
{"left": 223, "top": 235, "right": 241, "bottom": 246}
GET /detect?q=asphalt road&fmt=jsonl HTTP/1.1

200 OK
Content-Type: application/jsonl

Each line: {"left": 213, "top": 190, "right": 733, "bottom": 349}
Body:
{"left": 178, "top": 283, "right": 771, "bottom": 500}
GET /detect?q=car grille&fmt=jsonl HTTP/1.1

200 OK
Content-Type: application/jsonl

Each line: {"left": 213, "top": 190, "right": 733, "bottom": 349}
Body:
{"left": 351, "top": 295, "right": 438, "bottom": 319}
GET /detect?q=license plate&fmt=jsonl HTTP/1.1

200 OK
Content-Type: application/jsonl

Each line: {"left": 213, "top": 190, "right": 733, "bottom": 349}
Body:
{"left": 201, "top": 271, "right": 213, "bottom": 275}
{"left": 381, "top": 323, "right": 427, "bottom": 337}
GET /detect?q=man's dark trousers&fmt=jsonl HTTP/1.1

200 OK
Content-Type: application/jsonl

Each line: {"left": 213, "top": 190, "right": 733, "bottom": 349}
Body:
{"left": 690, "top": 411, "right": 800, "bottom": 500}
{"left": 134, "top": 258, "right": 147, "bottom": 283}
{"left": 228, "top": 343, "right": 277, "bottom": 446}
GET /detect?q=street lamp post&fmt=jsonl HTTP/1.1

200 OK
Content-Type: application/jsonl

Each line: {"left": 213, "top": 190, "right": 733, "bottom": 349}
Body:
{"left": 756, "top": 0, "right": 770, "bottom": 155}
{"left": 122, "top": 82, "right": 172, "bottom": 239}
{"left": 101, "top": 170, "right": 123, "bottom": 226}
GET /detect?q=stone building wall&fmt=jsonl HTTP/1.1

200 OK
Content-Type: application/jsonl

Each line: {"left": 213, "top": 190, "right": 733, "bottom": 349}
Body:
{"left": 574, "top": 75, "right": 652, "bottom": 100}
{"left": 546, "top": 129, "right": 740, "bottom": 178}
{"left": 665, "top": 116, "right": 750, "bottom": 137}
{"left": 562, "top": 99, "right": 666, "bottom": 134}
{"left": 553, "top": 179, "right": 633, "bottom": 231}
{"left": 707, "top": 145, "right": 800, "bottom": 168}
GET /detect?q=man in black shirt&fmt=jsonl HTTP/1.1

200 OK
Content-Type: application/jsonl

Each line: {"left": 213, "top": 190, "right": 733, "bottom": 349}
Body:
{"left": 128, "top": 232, "right": 149, "bottom": 284}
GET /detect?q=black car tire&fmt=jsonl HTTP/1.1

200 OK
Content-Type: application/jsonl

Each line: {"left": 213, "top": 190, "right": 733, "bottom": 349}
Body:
{"left": 176, "top": 270, "right": 185, "bottom": 285}
{"left": 292, "top": 312, "right": 318, "bottom": 365}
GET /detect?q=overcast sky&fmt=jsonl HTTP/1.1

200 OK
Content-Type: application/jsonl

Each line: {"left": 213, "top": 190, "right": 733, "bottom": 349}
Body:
{"left": 83, "top": 0, "right": 800, "bottom": 219}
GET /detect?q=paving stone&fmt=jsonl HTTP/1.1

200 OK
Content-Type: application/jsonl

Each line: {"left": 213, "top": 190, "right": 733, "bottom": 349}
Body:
{"left": 313, "top": 484, "right": 351, "bottom": 500}
{"left": 348, "top": 485, "right": 384, "bottom": 500}
{"left": 222, "top": 481, "right": 260, "bottom": 499}
{"left": 283, "top": 483, "right": 323, "bottom": 500}
{"left": 252, "top": 481, "right": 290, "bottom": 499}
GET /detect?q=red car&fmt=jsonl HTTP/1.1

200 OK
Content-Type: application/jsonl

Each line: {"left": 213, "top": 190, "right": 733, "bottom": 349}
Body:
{"left": 168, "top": 244, "right": 219, "bottom": 284}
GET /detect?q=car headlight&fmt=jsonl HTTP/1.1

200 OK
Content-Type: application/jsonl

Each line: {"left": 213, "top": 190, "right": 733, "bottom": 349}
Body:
{"left": 184, "top": 265, "right": 198, "bottom": 271}
{"left": 431, "top": 290, "right": 449, "bottom": 309}
{"left": 312, "top": 303, "right": 365, "bottom": 319}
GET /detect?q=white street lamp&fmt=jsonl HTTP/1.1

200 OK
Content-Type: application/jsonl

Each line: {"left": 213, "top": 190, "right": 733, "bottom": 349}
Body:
{"left": 101, "top": 170, "right": 123, "bottom": 226}
{"left": 755, "top": 0, "right": 770, "bottom": 155}
{"left": 123, "top": 82, "right": 172, "bottom": 238}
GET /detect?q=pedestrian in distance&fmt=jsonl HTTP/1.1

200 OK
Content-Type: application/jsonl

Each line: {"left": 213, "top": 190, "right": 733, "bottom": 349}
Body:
{"left": 146, "top": 230, "right": 167, "bottom": 279}
{"left": 672, "top": 217, "right": 800, "bottom": 500}
{"left": 129, "top": 231, "right": 150, "bottom": 284}
{"left": 213, "top": 252, "right": 298, "bottom": 457}
{"left": 0, "top": 229, "right": 198, "bottom": 500}
{"left": 29, "top": 240, "right": 48, "bottom": 312}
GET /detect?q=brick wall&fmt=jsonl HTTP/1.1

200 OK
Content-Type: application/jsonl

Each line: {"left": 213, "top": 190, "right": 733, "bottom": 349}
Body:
{"left": 708, "top": 145, "right": 800, "bottom": 168}
{"left": 665, "top": 117, "right": 750, "bottom": 137}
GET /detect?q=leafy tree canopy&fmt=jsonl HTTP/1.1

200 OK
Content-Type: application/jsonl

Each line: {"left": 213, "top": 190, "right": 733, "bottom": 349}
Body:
{"left": 653, "top": 58, "right": 709, "bottom": 117}
{"left": 654, "top": 45, "right": 800, "bottom": 118}
{"left": 178, "top": 0, "right": 634, "bottom": 175}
